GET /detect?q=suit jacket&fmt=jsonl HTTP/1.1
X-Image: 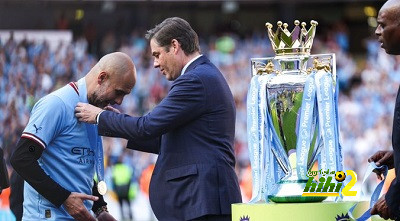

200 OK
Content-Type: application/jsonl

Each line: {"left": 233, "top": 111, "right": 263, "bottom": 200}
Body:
{"left": 387, "top": 87, "right": 400, "bottom": 219}
{"left": 98, "top": 55, "right": 242, "bottom": 220}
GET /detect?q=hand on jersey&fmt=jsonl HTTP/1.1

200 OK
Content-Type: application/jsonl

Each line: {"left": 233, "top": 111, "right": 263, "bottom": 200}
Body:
{"left": 75, "top": 102, "right": 103, "bottom": 124}
{"left": 63, "top": 192, "right": 98, "bottom": 221}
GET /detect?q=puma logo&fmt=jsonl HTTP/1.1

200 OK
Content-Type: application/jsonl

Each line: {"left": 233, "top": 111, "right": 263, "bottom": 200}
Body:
{"left": 33, "top": 124, "right": 42, "bottom": 133}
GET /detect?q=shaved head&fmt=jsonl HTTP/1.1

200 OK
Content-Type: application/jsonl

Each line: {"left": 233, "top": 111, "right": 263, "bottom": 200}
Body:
{"left": 376, "top": 0, "right": 400, "bottom": 54}
{"left": 97, "top": 52, "right": 136, "bottom": 82}
{"left": 86, "top": 52, "right": 136, "bottom": 108}
{"left": 381, "top": 0, "right": 400, "bottom": 22}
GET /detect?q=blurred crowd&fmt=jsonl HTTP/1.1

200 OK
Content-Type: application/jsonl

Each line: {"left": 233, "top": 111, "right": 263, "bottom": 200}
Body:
{"left": 0, "top": 21, "right": 399, "bottom": 218}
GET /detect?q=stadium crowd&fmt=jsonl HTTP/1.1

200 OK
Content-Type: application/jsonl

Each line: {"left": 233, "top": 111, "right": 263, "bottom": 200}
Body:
{"left": 0, "top": 21, "right": 398, "bottom": 218}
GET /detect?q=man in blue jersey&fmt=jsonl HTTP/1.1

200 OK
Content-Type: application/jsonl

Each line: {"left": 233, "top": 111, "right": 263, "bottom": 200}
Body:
{"left": 11, "top": 52, "right": 136, "bottom": 221}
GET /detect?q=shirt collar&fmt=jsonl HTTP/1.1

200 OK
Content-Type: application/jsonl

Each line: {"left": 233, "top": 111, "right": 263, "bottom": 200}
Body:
{"left": 181, "top": 54, "right": 202, "bottom": 76}
{"left": 77, "top": 77, "right": 88, "bottom": 103}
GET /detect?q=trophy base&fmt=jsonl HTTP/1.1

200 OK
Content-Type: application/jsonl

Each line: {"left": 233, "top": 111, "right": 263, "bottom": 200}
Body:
{"left": 267, "top": 180, "right": 327, "bottom": 203}
{"left": 232, "top": 201, "right": 375, "bottom": 221}
{"left": 268, "top": 195, "right": 326, "bottom": 203}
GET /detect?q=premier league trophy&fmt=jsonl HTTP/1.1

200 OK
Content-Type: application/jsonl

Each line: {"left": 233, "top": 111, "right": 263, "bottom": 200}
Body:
{"left": 247, "top": 20, "right": 343, "bottom": 203}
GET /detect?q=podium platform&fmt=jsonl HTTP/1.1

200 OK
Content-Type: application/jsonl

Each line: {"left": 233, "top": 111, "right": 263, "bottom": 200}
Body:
{"left": 232, "top": 201, "right": 390, "bottom": 221}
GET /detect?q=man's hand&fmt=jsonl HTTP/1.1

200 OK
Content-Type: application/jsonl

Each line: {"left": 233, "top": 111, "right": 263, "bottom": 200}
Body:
{"left": 371, "top": 195, "right": 396, "bottom": 220}
{"left": 104, "top": 105, "right": 121, "bottom": 114}
{"left": 75, "top": 102, "right": 103, "bottom": 124}
{"left": 63, "top": 192, "right": 98, "bottom": 221}
{"left": 368, "top": 150, "right": 394, "bottom": 180}
{"left": 97, "top": 211, "right": 117, "bottom": 221}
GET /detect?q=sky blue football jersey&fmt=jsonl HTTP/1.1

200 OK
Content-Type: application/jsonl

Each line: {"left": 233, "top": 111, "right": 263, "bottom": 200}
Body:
{"left": 21, "top": 78, "right": 97, "bottom": 220}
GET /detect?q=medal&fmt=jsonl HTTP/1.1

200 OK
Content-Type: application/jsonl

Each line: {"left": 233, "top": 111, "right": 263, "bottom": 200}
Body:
{"left": 97, "top": 180, "right": 107, "bottom": 195}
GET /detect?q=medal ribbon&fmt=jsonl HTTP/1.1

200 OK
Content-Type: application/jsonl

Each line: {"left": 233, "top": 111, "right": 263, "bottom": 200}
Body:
{"left": 247, "top": 75, "right": 262, "bottom": 202}
{"left": 315, "top": 70, "right": 338, "bottom": 175}
{"left": 296, "top": 71, "right": 316, "bottom": 180}
{"left": 77, "top": 78, "right": 106, "bottom": 193}
{"left": 349, "top": 162, "right": 388, "bottom": 221}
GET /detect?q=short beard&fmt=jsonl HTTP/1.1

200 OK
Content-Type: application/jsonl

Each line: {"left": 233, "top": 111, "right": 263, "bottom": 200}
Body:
{"left": 88, "top": 91, "right": 105, "bottom": 108}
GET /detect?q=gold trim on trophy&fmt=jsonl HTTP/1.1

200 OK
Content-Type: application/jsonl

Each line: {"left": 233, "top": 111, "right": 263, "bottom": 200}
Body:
{"left": 265, "top": 20, "right": 318, "bottom": 56}
{"left": 255, "top": 61, "right": 280, "bottom": 75}
{"left": 306, "top": 57, "right": 332, "bottom": 74}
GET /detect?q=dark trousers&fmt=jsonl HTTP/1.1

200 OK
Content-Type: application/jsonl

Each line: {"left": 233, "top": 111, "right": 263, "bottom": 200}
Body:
{"left": 190, "top": 215, "right": 231, "bottom": 221}
{"left": 9, "top": 171, "right": 24, "bottom": 221}
{"left": 117, "top": 196, "right": 132, "bottom": 220}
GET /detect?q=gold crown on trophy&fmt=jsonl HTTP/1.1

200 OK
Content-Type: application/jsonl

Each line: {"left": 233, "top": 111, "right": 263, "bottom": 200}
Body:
{"left": 265, "top": 20, "right": 318, "bottom": 56}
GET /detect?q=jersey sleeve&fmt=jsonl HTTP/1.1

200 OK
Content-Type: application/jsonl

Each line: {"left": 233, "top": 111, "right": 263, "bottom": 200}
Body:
{"left": 22, "top": 95, "right": 66, "bottom": 149}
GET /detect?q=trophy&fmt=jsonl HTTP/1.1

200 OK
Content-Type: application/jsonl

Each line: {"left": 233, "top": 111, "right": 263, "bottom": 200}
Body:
{"left": 247, "top": 20, "right": 342, "bottom": 203}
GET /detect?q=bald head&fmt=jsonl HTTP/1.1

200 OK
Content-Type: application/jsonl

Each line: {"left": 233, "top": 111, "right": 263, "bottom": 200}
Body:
{"left": 97, "top": 52, "right": 134, "bottom": 76}
{"left": 376, "top": 0, "right": 400, "bottom": 55}
{"left": 86, "top": 52, "right": 136, "bottom": 108}
{"left": 381, "top": 0, "right": 400, "bottom": 22}
{"left": 382, "top": 0, "right": 400, "bottom": 11}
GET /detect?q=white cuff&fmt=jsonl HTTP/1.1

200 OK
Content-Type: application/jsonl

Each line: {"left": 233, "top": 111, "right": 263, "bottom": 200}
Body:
{"left": 96, "top": 110, "right": 105, "bottom": 125}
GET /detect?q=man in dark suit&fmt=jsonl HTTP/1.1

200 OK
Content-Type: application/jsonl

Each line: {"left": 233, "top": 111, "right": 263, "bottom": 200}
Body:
{"left": 75, "top": 17, "right": 242, "bottom": 221}
{"left": 368, "top": 0, "right": 400, "bottom": 220}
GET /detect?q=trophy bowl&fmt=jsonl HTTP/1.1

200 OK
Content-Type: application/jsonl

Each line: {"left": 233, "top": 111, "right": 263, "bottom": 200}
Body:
{"left": 265, "top": 55, "right": 324, "bottom": 203}
{"left": 261, "top": 54, "right": 327, "bottom": 203}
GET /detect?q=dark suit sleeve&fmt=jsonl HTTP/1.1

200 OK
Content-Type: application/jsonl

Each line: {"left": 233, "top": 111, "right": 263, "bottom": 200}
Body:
{"left": 386, "top": 179, "right": 400, "bottom": 217}
{"left": 388, "top": 90, "right": 400, "bottom": 217}
{"left": 126, "top": 138, "right": 161, "bottom": 154}
{"left": 385, "top": 150, "right": 400, "bottom": 218}
{"left": 98, "top": 74, "right": 206, "bottom": 140}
